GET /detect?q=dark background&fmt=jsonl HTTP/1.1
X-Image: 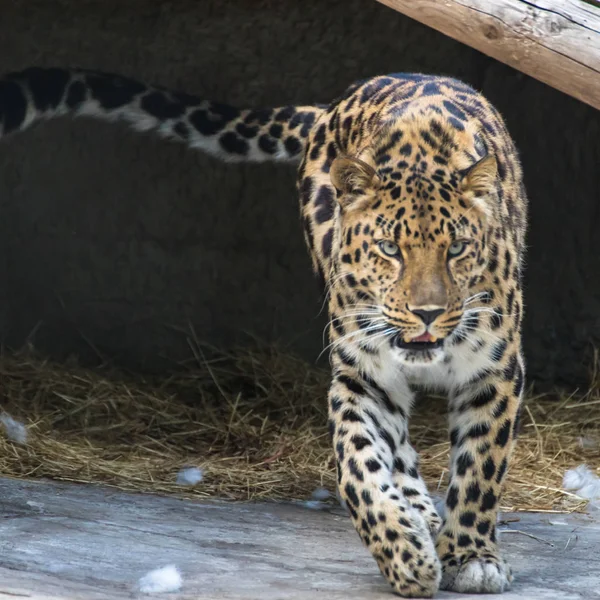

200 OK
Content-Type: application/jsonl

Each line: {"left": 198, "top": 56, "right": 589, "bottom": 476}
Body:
{"left": 1, "top": 0, "right": 599, "bottom": 386}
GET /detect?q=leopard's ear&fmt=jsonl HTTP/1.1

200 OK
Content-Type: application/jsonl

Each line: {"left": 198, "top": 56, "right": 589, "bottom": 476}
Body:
{"left": 461, "top": 154, "right": 498, "bottom": 218}
{"left": 462, "top": 154, "right": 498, "bottom": 196}
{"left": 330, "top": 155, "right": 379, "bottom": 210}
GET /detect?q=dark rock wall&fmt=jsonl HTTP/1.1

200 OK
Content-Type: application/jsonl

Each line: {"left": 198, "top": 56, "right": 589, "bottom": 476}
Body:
{"left": 1, "top": 0, "right": 598, "bottom": 385}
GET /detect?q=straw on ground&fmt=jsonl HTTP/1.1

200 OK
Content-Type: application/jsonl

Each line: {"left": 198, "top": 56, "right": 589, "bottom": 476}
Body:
{"left": 0, "top": 345, "right": 597, "bottom": 513}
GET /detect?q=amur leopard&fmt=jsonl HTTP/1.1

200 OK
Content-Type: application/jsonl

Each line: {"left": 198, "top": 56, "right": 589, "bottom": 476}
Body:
{"left": 0, "top": 68, "right": 526, "bottom": 597}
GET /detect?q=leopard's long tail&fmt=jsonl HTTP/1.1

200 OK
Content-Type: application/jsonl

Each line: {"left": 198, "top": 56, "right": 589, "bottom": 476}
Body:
{"left": 0, "top": 67, "right": 326, "bottom": 163}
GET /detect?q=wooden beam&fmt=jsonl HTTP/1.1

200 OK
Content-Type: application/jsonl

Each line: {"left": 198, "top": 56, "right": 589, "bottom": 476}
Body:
{"left": 375, "top": 0, "right": 600, "bottom": 111}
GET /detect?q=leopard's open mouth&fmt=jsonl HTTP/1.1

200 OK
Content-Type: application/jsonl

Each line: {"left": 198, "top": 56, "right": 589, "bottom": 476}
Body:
{"left": 395, "top": 338, "right": 444, "bottom": 351}
{"left": 394, "top": 331, "right": 443, "bottom": 351}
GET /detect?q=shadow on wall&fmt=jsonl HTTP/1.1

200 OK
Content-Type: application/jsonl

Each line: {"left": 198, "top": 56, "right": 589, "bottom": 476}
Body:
{"left": 0, "top": 0, "right": 599, "bottom": 386}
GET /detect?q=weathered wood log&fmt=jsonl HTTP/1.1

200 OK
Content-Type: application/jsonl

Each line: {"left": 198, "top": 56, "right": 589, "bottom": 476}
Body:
{"left": 375, "top": 0, "right": 600, "bottom": 111}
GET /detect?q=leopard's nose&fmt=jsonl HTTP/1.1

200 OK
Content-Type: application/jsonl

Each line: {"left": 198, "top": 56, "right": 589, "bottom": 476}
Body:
{"left": 409, "top": 307, "right": 445, "bottom": 325}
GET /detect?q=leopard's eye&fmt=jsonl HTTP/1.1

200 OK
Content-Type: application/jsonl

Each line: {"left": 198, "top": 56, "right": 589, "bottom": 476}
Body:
{"left": 448, "top": 240, "right": 468, "bottom": 258}
{"left": 378, "top": 240, "right": 400, "bottom": 257}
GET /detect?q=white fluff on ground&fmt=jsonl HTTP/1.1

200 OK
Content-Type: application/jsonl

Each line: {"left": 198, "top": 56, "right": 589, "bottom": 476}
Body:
{"left": 302, "top": 500, "right": 326, "bottom": 510}
{"left": 176, "top": 467, "right": 204, "bottom": 486}
{"left": 0, "top": 413, "right": 27, "bottom": 444}
{"left": 311, "top": 487, "right": 331, "bottom": 501}
{"left": 301, "top": 487, "right": 333, "bottom": 509}
{"left": 138, "top": 565, "right": 182, "bottom": 593}
{"left": 563, "top": 464, "right": 600, "bottom": 508}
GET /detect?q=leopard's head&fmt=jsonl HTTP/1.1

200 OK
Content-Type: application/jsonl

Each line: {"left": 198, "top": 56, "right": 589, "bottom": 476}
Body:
{"left": 329, "top": 123, "right": 499, "bottom": 364}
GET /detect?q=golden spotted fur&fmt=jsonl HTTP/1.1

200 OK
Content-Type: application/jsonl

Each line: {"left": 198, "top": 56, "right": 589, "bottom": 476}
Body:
{"left": 298, "top": 75, "right": 526, "bottom": 596}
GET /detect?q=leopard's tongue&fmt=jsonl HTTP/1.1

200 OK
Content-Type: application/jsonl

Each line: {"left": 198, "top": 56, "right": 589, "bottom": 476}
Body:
{"left": 411, "top": 332, "right": 434, "bottom": 343}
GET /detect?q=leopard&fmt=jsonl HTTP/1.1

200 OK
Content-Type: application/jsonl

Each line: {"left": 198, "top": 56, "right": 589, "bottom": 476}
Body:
{"left": 0, "top": 67, "right": 526, "bottom": 597}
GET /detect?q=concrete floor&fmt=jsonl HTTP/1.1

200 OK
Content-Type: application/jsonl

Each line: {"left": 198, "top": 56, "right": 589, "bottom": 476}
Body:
{"left": 0, "top": 477, "right": 598, "bottom": 599}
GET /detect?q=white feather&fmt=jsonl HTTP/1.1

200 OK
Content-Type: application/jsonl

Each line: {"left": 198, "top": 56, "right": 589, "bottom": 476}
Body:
{"left": 0, "top": 413, "right": 28, "bottom": 444}
{"left": 302, "top": 500, "right": 327, "bottom": 510}
{"left": 138, "top": 565, "right": 182, "bottom": 594}
{"left": 563, "top": 464, "right": 600, "bottom": 507}
{"left": 311, "top": 487, "right": 331, "bottom": 501}
{"left": 176, "top": 467, "right": 203, "bottom": 486}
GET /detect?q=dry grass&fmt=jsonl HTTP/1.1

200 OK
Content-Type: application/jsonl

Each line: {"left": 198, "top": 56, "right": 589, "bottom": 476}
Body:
{"left": 0, "top": 344, "right": 598, "bottom": 512}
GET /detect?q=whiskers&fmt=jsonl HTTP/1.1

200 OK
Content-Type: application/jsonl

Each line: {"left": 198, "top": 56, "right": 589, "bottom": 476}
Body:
{"left": 316, "top": 269, "right": 352, "bottom": 316}
{"left": 463, "top": 291, "right": 492, "bottom": 306}
{"left": 317, "top": 269, "right": 374, "bottom": 317}
{"left": 451, "top": 307, "right": 504, "bottom": 347}
{"left": 319, "top": 304, "right": 399, "bottom": 361}
{"left": 463, "top": 305, "right": 517, "bottom": 319}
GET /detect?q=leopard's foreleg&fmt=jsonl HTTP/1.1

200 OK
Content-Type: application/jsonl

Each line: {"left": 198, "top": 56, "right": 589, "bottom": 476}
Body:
{"left": 329, "top": 366, "right": 441, "bottom": 598}
{"left": 437, "top": 353, "right": 524, "bottom": 593}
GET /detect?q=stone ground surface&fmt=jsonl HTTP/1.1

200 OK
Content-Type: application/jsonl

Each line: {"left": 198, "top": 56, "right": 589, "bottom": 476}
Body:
{"left": 0, "top": 477, "right": 598, "bottom": 600}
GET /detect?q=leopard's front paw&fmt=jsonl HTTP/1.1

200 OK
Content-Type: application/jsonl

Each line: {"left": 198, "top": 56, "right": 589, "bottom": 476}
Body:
{"left": 440, "top": 554, "right": 512, "bottom": 593}
{"left": 368, "top": 506, "right": 441, "bottom": 598}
